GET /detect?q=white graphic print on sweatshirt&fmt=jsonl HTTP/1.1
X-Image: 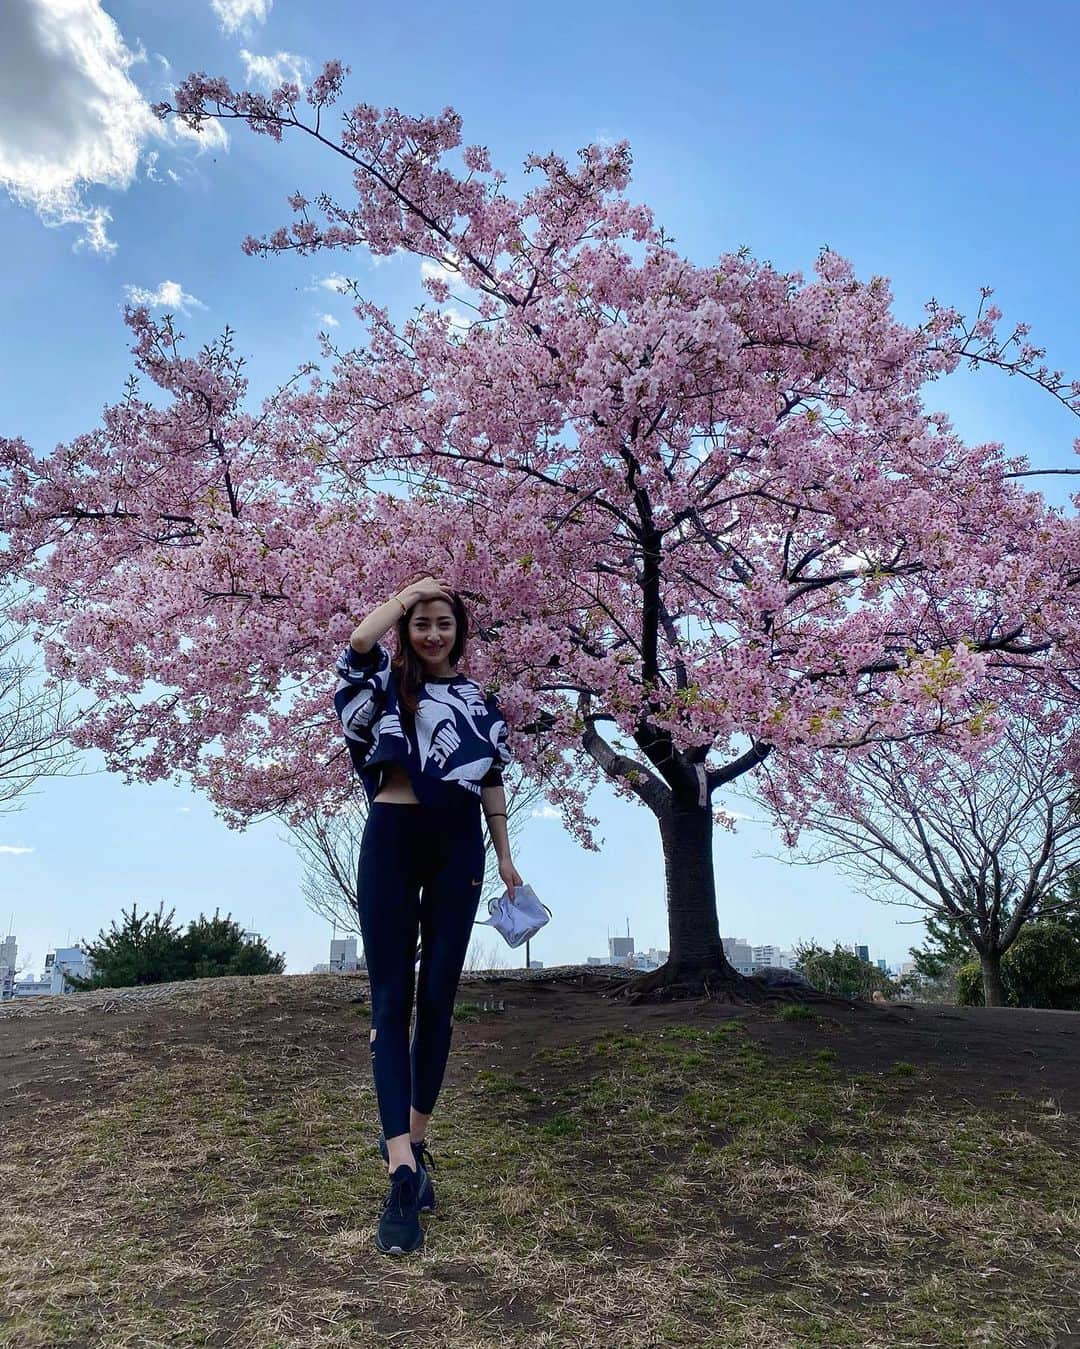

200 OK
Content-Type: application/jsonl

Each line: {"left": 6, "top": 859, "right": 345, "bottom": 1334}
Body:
{"left": 333, "top": 641, "right": 511, "bottom": 804}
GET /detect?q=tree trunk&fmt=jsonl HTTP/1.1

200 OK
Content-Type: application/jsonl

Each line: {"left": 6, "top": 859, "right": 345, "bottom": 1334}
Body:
{"left": 979, "top": 950, "right": 1007, "bottom": 1007}
{"left": 613, "top": 800, "right": 754, "bottom": 1004}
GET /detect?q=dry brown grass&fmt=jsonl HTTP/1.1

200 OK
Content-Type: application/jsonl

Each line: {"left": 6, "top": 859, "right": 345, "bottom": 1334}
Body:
{"left": 1, "top": 973, "right": 1077, "bottom": 1347}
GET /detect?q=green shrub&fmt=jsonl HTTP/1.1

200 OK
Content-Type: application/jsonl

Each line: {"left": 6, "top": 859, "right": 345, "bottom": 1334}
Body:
{"left": 794, "top": 941, "right": 900, "bottom": 1000}
{"left": 66, "top": 902, "right": 286, "bottom": 990}
{"left": 956, "top": 921, "right": 1080, "bottom": 1009}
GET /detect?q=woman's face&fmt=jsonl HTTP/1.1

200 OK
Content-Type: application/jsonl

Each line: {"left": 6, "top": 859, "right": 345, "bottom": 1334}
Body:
{"left": 408, "top": 599, "right": 458, "bottom": 669}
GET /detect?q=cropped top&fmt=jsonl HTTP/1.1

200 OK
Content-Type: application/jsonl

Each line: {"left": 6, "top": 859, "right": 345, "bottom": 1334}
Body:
{"left": 333, "top": 641, "right": 512, "bottom": 810}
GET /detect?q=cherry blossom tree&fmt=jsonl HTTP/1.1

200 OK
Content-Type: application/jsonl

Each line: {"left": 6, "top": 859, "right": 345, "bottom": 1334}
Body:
{"left": 2, "top": 63, "right": 1080, "bottom": 1002}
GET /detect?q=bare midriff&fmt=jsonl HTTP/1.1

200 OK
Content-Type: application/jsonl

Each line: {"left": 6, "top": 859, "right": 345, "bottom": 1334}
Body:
{"left": 372, "top": 760, "right": 420, "bottom": 805}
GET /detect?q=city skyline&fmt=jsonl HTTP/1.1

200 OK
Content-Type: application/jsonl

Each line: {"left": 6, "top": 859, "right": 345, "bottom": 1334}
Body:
{"left": 0, "top": 924, "right": 905, "bottom": 1000}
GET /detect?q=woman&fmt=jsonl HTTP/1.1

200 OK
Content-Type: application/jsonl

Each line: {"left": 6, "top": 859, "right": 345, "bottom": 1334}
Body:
{"left": 334, "top": 572, "right": 523, "bottom": 1256}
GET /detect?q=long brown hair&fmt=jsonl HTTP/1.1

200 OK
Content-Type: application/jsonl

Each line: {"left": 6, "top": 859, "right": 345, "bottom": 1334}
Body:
{"left": 391, "top": 590, "right": 470, "bottom": 716}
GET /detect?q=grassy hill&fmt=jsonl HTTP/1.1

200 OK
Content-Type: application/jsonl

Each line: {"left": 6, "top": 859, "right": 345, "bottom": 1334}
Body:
{"left": 1, "top": 969, "right": 1078, "bottom": 1348}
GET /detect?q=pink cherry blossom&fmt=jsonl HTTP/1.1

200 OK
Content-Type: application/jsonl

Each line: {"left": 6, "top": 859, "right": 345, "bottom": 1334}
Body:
{"left": 5, "top": 63, "right": 1080, "bottom": 994}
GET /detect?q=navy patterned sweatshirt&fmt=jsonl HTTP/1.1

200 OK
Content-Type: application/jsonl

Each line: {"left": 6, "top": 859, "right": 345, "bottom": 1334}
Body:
{"left": 334, "top": 641, "right": 512, "bottom": 810}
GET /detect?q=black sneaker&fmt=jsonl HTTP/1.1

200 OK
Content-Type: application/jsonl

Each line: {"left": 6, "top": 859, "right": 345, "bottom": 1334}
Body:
{"left": 378, "top": 1131, "right": 437, "bottom": 1212}
{"left": 375, "top": 1163, "right": 425, "bottom": 1255}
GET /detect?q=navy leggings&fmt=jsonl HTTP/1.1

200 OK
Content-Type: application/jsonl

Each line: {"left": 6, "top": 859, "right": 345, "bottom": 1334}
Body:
{"left": 356, "top": 801, "right": 486, "bottom": 1139}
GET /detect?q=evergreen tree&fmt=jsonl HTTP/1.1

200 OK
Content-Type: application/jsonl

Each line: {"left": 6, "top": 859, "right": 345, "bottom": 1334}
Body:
{"left": 67, "top": 902, "right": 286, "bottom": 990}
{"left": 183, "top": 910, "right": 285, "bottom": 979}
{"left": 793, "top": 942, "right": 899, "bottom": 1000}
{"left": 66, "top": 902, "right": 188, "bottom": 990}
{"left": 908, "top": 909, "right": 974, "bottom": 981}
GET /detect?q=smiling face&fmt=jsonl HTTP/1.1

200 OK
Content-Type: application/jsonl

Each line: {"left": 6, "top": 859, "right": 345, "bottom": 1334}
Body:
{"left": 407, "top": 599, "right": 458, "bottom": 673}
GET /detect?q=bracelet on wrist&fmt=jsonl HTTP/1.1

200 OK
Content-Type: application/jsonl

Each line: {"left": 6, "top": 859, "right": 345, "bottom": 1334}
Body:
{"left": 393, "top": 594, "right": 408, "bottom": 618}
{"left": 485, "top": 811, "right": 507, "bottom": 820}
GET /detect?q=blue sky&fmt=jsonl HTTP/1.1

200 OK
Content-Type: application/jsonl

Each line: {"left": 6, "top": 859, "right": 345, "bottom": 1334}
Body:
{"left": 1, "top": 0, "right": 1078, "bottom": 977}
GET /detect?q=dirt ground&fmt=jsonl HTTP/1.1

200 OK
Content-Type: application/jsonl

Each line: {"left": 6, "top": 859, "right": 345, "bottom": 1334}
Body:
{"left": 3, "top": 968, "right": 1077, "bottom": 1119}
{"left": 2, "top": 968, "right": 1079, "bottom": 1349}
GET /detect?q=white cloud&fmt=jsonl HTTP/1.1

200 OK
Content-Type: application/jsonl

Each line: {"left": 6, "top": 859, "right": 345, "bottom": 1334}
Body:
{"left": 176, "top": 806, "right": 192, "bottom": 814}
{"left": 210, "top": 0, "right": 272, "bottom": 33}
{"left": 123, "top": 279, "right": 206, "bottom": 313}
{"left": 313, "top": 272, "right": 353, "bottom": 294}
{"left": 0, "top": 845, "right": 33, "bottom": 855}
{"left": 240, "top": 48, "right": 310, "bottom": 91}
{"left": 169, "top": 116, "right": 229, "bottom": 153}
{"left": 318, "top": 312, "right": 339, "bottom": 327}
{"left": 305, "top": 259, "right": 396, "bottom": 297}
{"left": 0, "top": 0, "right": 161, "bottom": 253}
{"left": 531, "top": 805, "right": 561, "bottom": 821}
{"left": 420, "top": 257, "right": 460, "bottom": 287}
{"left": 144, "top": 150, "right": 161, "bottom": 182}
{"left": 0, "top": 1, "right": 225, "bottom": 253}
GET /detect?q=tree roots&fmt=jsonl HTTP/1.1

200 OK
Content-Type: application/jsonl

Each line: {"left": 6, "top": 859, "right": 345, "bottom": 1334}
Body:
{"left": 607, "top": 961, "right": 844, "bottom": 1007}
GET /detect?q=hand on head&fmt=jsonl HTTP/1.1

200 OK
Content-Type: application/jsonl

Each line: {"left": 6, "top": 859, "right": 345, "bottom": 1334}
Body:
{"left": 399, "top": 572, "right": 455, "bottom": 606}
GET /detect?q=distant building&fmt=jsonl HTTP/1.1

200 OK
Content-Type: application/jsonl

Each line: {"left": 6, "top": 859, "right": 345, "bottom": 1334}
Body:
{"left": 584, "top": 936, "right": 793, "bottom": 976}
{"left": 855, "top": 944, "right": 870, "bottom": 963}
{"left": 44, "top": 947, "right": 94, "bottom": 994}
{"left": 241, "top": 929, "right": 262, "bottom": 945}
{"left": 5, "top": 944, "right": 94, "bottom": 998}
{"left": 581, "top": 936, "right": 801, "bottom": 977}
{"left": 627, "top": 951, "right": 665, "bottom": 971}
{"left": 752, "top": 944, "right": 794, "bottom": 971}
{"left": 526, "top": 959, "right": 544, "bottom": 969}
{"left": 329, "top": 938, "right": 358, "bottom": 973}
{"left": 585, "top": 931, "right": 648, "bottom": 968}
{"left": 312, "top": 936, "right": 361, "bottom": 975}
{"left": 876, "top": 957, "right": 887, "bottom": 972}
{"left": 722, "top": 937, "right": 754, "bottom": 975}
{"left": 13, "top": 977, "right": 51, "bottom": 997}
{"left": 0, "top": 934, "right": 17, "bottom": 1000}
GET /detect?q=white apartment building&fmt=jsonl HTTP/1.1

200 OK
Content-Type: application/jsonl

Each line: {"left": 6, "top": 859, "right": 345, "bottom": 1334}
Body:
{"left": 722, "top": 937, "right": 754, "bottom": 975}
{"left": 0, "top": 935, "right": 16, "bottom": 1000}
{"left": 329, "top": 938, "right": 358, "bottom": 973}
{"left": 6, "top": 945, "right": 95, "bottom": 998}
{"left": 13, "top": 977, "right": 51, "bottom": 997}
{"left": 312, "top": 937, "right": 363, "bottom": 975}
{"left": 752, "top": 944, "right": 794, "bottom": 970}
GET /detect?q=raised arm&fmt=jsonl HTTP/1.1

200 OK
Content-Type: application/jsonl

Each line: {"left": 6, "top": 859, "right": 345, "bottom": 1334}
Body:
{"left": 349, "top": 594, "right": 407, "bottom": 654}
{"left": 349, "top": 574, "right": 455, "bottom": 652}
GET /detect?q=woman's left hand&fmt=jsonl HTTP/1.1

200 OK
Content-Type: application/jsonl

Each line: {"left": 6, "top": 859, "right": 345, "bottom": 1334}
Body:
{"left": 499, "top": 856, "right": 524, "bottom": 894}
